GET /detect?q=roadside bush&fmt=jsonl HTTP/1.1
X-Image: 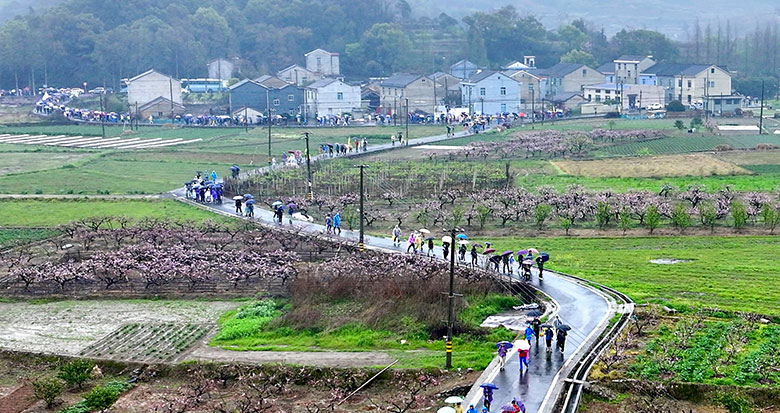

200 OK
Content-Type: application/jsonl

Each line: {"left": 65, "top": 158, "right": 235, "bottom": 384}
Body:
{"left": 644, "top": 205, "right": 661, "bottom": 234}
{"left": 84, "top": 385, "right": 120, "bottom": 412}
{"left": 731, "top": 201, "right": 748, "bottom": 229}
{"left": 32, "top": 376, "right": 64, "bottom": 408}
{"left": 715, "top": 392, "right": 754, "bottom": 413}
{"left": 671, "top": 204, "right": 692, "bottom": 233}
{"left": 667, "top": 100, "right": 686, "bottom": 112}
{"left": 674, "top": 120, "right": 686, "bottom": 130}
{"left": 755, "top": 143, "right": 778, "bottom": 150}
{"left": 58, "top": 359, "right": 94, "bottom": 390}
{"left": 534, "top": 203, "right": 552, "bottom": 229}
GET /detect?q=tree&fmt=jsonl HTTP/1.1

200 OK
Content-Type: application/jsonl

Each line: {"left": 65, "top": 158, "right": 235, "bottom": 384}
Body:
{"left": 32, "top": 377, "right": 64, "bottom": 408}
{"left": 612, "top": 29, "right": 679, "bottom": 61}
{"left": 344, "top": 23, "right": 413, "bottom": 76}
{"left": 596, "top": 201, "right": 612, "bottom": 230}
{"left": 558, "top": 24, "right": 587, "bottom": 51}
{"left": 667, "top": 101, "right": 686, "bottom": 112}
{"left": 731, "top": 201, "right": 748, "bottom": 230}
{"left": 761, "top": 205, "right": 780, "bottom": 233}
{"left": 559, "top": 49, "right": 598, "bottom": 68}
{"left": 534, "top": 203, "right": 552, "bottom": 230}
{"left": 619, "top": 208, "right": 632, "bottom": 234}
{"left": 84, "top": 385, "right": 120, "bottom": 412}
{"left": 645, "top": 205, "right": 661, "bottom": 234}
{"left": 58, "top": 359, "right": 94, "bottom": 390}
{"left": 559, "top": 217, "right": 573, "bottom": 235}
{"left": 674, "top": 120, "right": 686, "bottom": 130}
{"left": 699, "top": 203, "right": 718, "bottom": 233}
{"left": 671, "top": 204, "right": 692, "bottom": 233}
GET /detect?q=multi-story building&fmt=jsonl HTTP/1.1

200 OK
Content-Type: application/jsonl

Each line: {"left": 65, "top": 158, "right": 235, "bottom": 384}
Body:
{"left": 127, "top": 69, "right": 182, "bottom": 108}
{"left": 228, "top": 79, "right": 303, "bottom": 116}
{"left": 642, "top": 63, "right": 732, "bottom": 106}
{"left": 613, "top": 55, "right": 656, "bottom": 84}
{"left": 459, "top": 70, "right": 523, "bottom": 114}
{"left": 303, "top": 78, "right": 361, "bottom": 118}
{"left": 305, "top": 49, "right": 340, "bottom": 76}
{"left": 379, "top": 74, "right": 436, "bottom": 115}
{"left": 277, "top": 64, "right": 318, "bottom": 86}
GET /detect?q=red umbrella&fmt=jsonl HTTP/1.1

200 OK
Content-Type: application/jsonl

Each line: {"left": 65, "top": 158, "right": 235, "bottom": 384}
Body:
{"left": 482, "top": 248, "right": 496, "bottom": 255}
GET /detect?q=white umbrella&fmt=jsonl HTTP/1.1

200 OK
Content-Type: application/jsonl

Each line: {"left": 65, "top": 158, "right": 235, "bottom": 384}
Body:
{"left": 419, "top": 229, "right": 431, "bottom": 234}
{"left": 232, "top": 196, "right": 243, "bottom": 200}
{"left": 441, "top": 236, "right": 453, "bottom": 243}
{"left": 458, "top": 240, "right": 470, "bottom": 245}
{"left": 292, "top": 212, "right": 313, "bottom": 222}
{"left": 437, "top": 408, "right": 456, "bottom": 413}
{"left": 444, "top": 396, "right": 464, "bottom": 404}
{"left": 518, "top": 341, "right": 530, "bottom": 351}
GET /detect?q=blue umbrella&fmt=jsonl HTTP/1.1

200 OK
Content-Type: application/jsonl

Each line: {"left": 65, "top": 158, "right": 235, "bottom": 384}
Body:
{"left": 245, "top": 199, "right": 256, "bottom": 205}
{"left": 243, "top": 194, "right": 253, "bottom": 199}
{"left": 456, "top": 233, "right": 468, "bottom": 240}
{"left": 496, "top": 341, "right": 513, "bottom": 349}
{"left": 479, "top": 382, "right": 498, "bottom": 390}
{"left": 527, "top": 310, "right": 543, "bottom": 317}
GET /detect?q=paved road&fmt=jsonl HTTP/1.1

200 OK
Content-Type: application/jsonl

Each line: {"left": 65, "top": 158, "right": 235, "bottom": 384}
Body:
{"left": 171, "top": 124, "right": 613, "bottom": 413}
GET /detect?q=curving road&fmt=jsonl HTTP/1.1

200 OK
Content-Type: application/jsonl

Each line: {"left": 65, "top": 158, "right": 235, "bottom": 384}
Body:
{"left": 170, "top": 125, "right": 614, "bottom": 413}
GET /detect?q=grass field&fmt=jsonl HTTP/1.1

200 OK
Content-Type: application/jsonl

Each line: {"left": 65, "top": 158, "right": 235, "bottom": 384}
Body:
{"left": 211, "top": 295, "right": 519, "bottom": 369}
{"left": 553, "top": 154, "right": 750, "bottom": 178}
{"left": 0, "top": 199, "right": 220, "bottom": 227}
{"left": 0, "top": 124, "right": 240, "bottom": 140}
{"left": 600, "top": 134, "right": 780, "bottom": 156}
{"left": 479, "top": 236, "right": 780, "bottom": 317}
{"left": 0, "top": 228, "right": 57, "bottom": 247}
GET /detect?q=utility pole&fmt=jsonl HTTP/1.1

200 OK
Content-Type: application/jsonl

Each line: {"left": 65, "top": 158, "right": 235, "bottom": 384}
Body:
{"left": 530, "top": 85, "right": 535, "bottom": 125}
{"left": 480, "top": 97, "right": 484, "bottom": 115}
{"left": 445, "top": 227, "right": 462, "bottom": 369}
{"left": 244, "top": 106, "right": 248, "bottom": 133}
{"left": 354, "top": 164, "right": 369, "bottom": 252}
{"left": 393, "top": 97, "right": 397, "bottom": 126}
{"left": 99, "top": 94, "right": 106, "bottom": 140}
{"left": 759, "top": 80, "right": 765, "bottom": 134}
{"left": 405, "top": 98, "right": 409, "bottom": 144}
{"left": 303, "top": 132, "right": 313, "bottom": 200}
{"left": 169, "top": 77, "right": 174, "bottom": 121}
{"left": 266, "top": 89, "right": 272, "bottom": 165}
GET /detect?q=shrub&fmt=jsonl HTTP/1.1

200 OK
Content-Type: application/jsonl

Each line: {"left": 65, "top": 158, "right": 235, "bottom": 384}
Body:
{"left": 534, "top": 203, "right": 552, "bottom": 230}
{"left": 731, "top": 201, "right": 748, "bottom": 229}
{"left": 58, "top": 359, "right": 94, "bottom": 390}
{"left": 690, "top": 117, "right": 703, "bottom": 128}
{"left": 714, "top": 144, "right": 735, "bottom": 151}
{"left": 84, "top": 385, "right": 120, "bottom": 412}
{"left": 596, "top": 201, "right": 612, "bottom": 230}
{"left": 559, "top": 217, "right": 573, "bottom": 235}
{"left": 755, "top": 143, "right": 778, "bottom": 150}
{"left": 761, "top": 205, "right": 780, "bottom": 233}
{"left": 618, "top": 209, "right": 632, "bottom": 234}
{"left": 671, "top": 204, "right": 692, "bottom": 233}
{"left": 674, "top": 120, "right": 686, "bottom": 130}
{"left": 667, "top": 100, "right": 686, "bottom": 112}
{"left": 715, "top": 392, "right": 754, "bottom": 413}
{"left": 699, "top": 204, "right": 718, "bottom": 233}
{"left": 645, "top": 205, "right": 661, "bottom": 234}
{"left": 32, "top": 376, "right": 64, "bottom": 408}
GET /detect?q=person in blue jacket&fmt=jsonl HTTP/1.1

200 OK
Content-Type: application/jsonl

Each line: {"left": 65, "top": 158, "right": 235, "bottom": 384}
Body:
{"left": 525, "top": 323, "right": 535, "bottom": 346}
{"left": 333, "top": 212, "right": 341, "bottom": 235}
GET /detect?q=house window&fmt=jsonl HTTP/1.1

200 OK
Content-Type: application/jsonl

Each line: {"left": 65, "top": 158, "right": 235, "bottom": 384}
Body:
{"left": 628, "top": 70, "right": 631, "bottom": 77}
{"left": 595, "top": 96, "right": 601, "bottom": 102}
{"left": 709, "top": 81, "right": 715, "bottom": 88}
{"left": 582, "top": 69, "right": 587, "bottom": 76}
{"left": 678, "top": 79, "right": 683, "bottom": 87}
{"left": 288, "top": 94, "right": 294, "bottom": 101}
{"left": 710, "top": 68, "right": 715, "bottom": 74}
{"left": 273, "top": 98, "right": 280, "bottom": 106}
{"left": 337, "top": 92, "right": 343, "bottom": 100}
{"left": 687, "top": 95, "right": 692, "bottom": 103}
{"left": 714, "top": 99, "right": 722, "bottom": 105}
{"left": 500, "top": 103, "right": 507, "bottom": 112}
{"left": 500, "top": 87, "right": 506, "bottom": 96}
{"left": 595, "top": 89, "right": 601, "bottom": 93}
{"left": 687, "top": 80, "right": 692, "bottom": 88}
{"left": 480, "top": 87, "right": 486, "bottom": 96}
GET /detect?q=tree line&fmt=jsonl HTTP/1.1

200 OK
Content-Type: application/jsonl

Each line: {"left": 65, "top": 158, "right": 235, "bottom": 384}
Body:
{"left": 0, "top": 0, "right": 778, "bottom": 97}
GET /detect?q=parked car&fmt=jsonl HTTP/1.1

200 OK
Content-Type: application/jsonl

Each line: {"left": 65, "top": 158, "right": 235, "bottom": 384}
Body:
{"left": 647, "top": 103, "right": 664, "bottom": 111}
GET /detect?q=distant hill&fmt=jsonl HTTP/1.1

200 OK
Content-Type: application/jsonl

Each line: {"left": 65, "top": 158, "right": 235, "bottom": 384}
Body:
{"left": 0, "top": 0, "right": 64, "bottom": 22}
{"left": 409, "top": 0, "right": 780, "bottom": 38}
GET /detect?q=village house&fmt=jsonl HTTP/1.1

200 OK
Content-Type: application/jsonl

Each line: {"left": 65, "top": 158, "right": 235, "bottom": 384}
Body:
{"left": 613, "top": 55, "right": 656, "bottom": 84}
{"left": 506, "top": 69, "right": 544, "bottom": 111}
{"left": 430, "top": 72, "right": 462, "bottom": 109}
{"left": 641, "top": 63, "right": 732, "bottom": 107}
{"left": 304, "top": 78, "right": 361, "bottom": 118}
{"left": 460, "top": 70, "right": 523, "bottom": 115}
{"left": 449, "top": 59, "right": 479, "bottom": 80}
{"left": 379, "top": 74, "right": 436, "bottom": 115}
{"left": 207, "top": 58, "right": 235, "bottom": 82}
{"left": 582, "top": 82, "right": 665, "bottom": 112}
{"left": 137, "top": 97, "right": 186, "bottom": 119}
{"left": 228, "top": 79, "right": 303, "bottom": 116}
{"left": 277, "top": 64, "right": 319, "bottom": 86}
{"left": 305, "top": 49, "right": 340, "bottom": 76}
{"left": 527, "top": 63, "right": 603, "bottom": 98}
{"left": 126, "top": 69, "right": 182, "bottom": 108}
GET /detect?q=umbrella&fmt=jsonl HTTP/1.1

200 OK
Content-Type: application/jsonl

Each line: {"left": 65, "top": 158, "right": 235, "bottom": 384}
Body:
{"left": 458, "top": 240, "right": 470, "bottom": 245}
{"left": 441, "top": 236, "right": 453, "bottom": 243}
{"left": 541, "top": 323, "right": 553, "bottom": 329}
{"left": 245, "top": 199, "right": 256, "bottom": 205}
{"left": 540, "top": 252, "right": 550, "bottom": 262}
{"left": 496, "top": 341, "right": 513, "bottom": 349}
{"left": 558, "top": 324, "right": 572, "bottom": 331}
{"left": 513, "top": 398, "right": 526, "bottom": 413}
{"left": 517, "top": 249, "right": 528, "bottom": 256}
{"left": 473, "top": 243, "right": 484, "bottom": 248}
{"left": 529, "top": 248, "right": 539, "bottom": 254}
{"left": 272, "top": 200, "right": 283, "bottom": 207}
{"left": 522, "top": 259, "right": 534, "bottom": 265}
{"left": 287, "top": 203, "right": 298, "bottom": 209}
{"left": 437, "top": 408, "right": 456, "bottom": 413}
{"left": 456, "top": 233, "right": 468, "bottom": 240}
{"left": 444, "top": 396, "right": 464, "bottom": 404}
{"left": 424, "top": 236, "right": 434, "bottom": 241}
{"left": 243, "top": 194, "right": 253, "bottom": 198}
{"left": 232, "top": 196, "right": 243, "bottom": 200}
{"left": 482, "top": 248, "right": 496, "bottom": 255}
{"left": 479, "top": 383, "right": 498, "bottom": 390}
{"left": 419, "top": 229, "right": 431, "bottom": 234}
{"left": 527, "top": 310, "right": 543, "bottom": 317}
{"left": 517, "top": 341, "right": 530, "bottom": 351}
{"left": 500, "top": 405, "right": 515, "bottom": 411}
{"left": 502, "top": 250, "right": 514, "bottom": 256}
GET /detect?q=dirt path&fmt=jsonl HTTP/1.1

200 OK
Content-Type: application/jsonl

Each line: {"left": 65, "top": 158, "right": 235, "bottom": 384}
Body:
{"left": 187, "top": 346, "right": 395, "bottom": 367}
{"left": 0, "top": 384, "right": 35, "bottom": 413}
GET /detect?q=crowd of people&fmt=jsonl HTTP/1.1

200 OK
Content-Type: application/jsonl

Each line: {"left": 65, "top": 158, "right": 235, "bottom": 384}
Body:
{"left": 319, "top": 137, "right": 369, "bottom": 156}
{"left": 185, "top": 170, "right": 224, "bottom": 204}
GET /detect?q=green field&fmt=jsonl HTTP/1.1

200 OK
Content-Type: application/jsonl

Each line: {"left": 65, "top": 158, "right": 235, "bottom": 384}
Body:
{"left": 0, "top": 124, "right": 239, "bottom": 140}
{"left": 0, "top": 228, "right": 57, "bottom": 247}
{"left": 601, "top": 134, "right": 780, "bottom": 156}
{"left": 0, "top": 199, "right": 220, "bottom": 227}
{"left": 211, "top": 295, "right": 519, "bottom": 369}
{"left": 480, "top": 236, "right": 780, "bottom": 317}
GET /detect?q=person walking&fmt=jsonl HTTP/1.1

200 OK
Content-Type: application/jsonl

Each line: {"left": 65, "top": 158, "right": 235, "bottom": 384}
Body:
{"left": 407, "top": 232, "right": 417, "bottom": 253}
{"left": 211, "top": 170, "right": 217, "bottom": 182}
{"left": 361, "top": 137, "right": 367, "bottom": 152}
{"left": 234, "top": 198, "right": 242, "bottom": 215}
{"left": 276, "top": 206, "right": 284, "bottom": 225}
{"left": 470, "top": 245, "right": 478, "bottom": 267}
{"left": 246, "top": 201, "right": 254, "bottom": 218}
{"left": 392, "top": 225, "right": 401, "bottom": 247}
{"left": 518, "top": 344, "right": 529, "bottom": 372}
{"left": 466, "top": 405, "right": 478, "bottom": 413}
{"left": 333, "top": 212, "right": 342, "bottom": 235}
{"left": 497, "top": 342, "right": 509, "bottom": 371}
{"left": 287, "top": 204, "right": 294, "bottom": 224}
{"left": 325, "top": 214, "right": 333, "bottom": 234}
{"left": 414, "top": 234, "right": 423, "bottom": 255}
{"left": 531, "top": 317, "right": 541, "bottom": 346}
{"left": 511, "top": 399, "right": 526, "bottom": 413}
{"left": 557, "top": 328, "right": 568, "bottom": 353}
{"left": 426, "top": 237, "right": 434, "bottom": 257}
{"left": 459, "top": 243, "right": 467, "bottom": 262}
{"left": 391, "top": 134, "right": 396, "bottom": 146}
{"left": 544, "top": 327, "right": 554, "bottom": 353}
{"left": 482, "top": 386, "right": 494, "bottom": 412}
{"left": 535, "top": 255, "right": 545, "bottom": 279}
{"left": 442, "top": 241, "right": 450, "bottom": 260}
{"left": 454, "top": 403, "right": 465, "bottom": 413}
{"left": 501, "top": 254, "right": 510, "bottom": 273}
{"left": 524, "top": 323, "right": 535, "bottom": 346}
